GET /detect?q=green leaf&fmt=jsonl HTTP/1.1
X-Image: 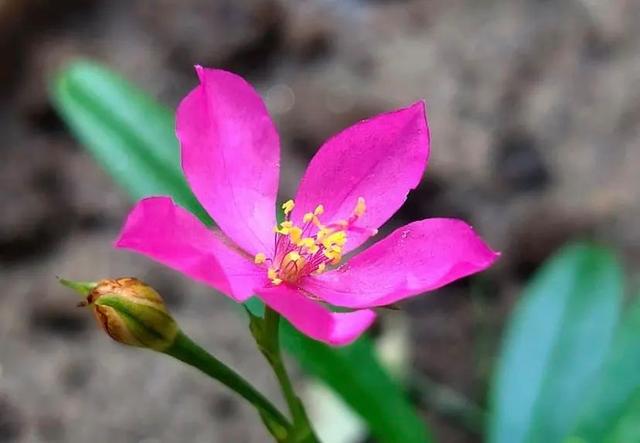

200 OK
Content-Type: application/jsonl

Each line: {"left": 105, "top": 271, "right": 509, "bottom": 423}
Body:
{"left": 282, "top": 321, "right": 431, "bottom": 443}
{"left": 51, "top": 60, "right": 430, "bottom": 443}
{"left": 488, "top": 243, "right": 623, "bottom": 443}
{"left": 604, "top": 391, "right": 640, "bottom": 443}
{"left": 570, "top": 295, "right": 640, "bottom": 442}
{"left": 601, "top": 390, "right": 640, "bottom": 443}
{"left": 52, "top": 60, "right": 210, "bottom": 223}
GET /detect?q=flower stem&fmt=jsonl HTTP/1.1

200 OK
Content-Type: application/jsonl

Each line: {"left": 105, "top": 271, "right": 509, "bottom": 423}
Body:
{"left": 164, "top": 331, "right": 291, "bottom": 441}
{"left": 257, "top": 307, "right": 321, "bottom": 443}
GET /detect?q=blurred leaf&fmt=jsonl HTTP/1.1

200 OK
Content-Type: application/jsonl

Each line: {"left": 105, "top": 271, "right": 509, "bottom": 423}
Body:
{"left": 569, "top": 295, "right": 640, "bottom": 442}
{"left": 488, "top": 243, "right": 623, "bottom": 443}
{"left": 566, "top": 389, "right": 640, "bottom": 443}
{"left": 52, "top": 60, "right": 210, "bottom": 223}
{"left": 601, "top": 390, "right": 640, "bottom": 443}
{"left": 52, "top": 60, "right": 430, "bottom": 443}
{"left": 282, "top": 322, "right": 430, "bottom": 443}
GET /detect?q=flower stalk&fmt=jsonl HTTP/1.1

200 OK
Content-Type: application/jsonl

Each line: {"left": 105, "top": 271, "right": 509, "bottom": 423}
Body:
{"left": 251, "top": 306, "right": 320, "bottom": 443}
{"left": 163, "top": 331, "right": 292, "bottom": 441}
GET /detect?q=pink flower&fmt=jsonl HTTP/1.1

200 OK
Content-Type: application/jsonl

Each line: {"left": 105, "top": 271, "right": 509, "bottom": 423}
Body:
{"left": 116, "top": 66, "right": 498, "bottom": 346}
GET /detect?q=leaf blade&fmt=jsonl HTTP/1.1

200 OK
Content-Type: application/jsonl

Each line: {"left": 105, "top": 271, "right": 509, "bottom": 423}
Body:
{"left": 488, "top": 243, "right": 623, "bottom": 443}
{"left": 282, "top": 321, "right": 431, "bottom": 443}
{"left": 570, "top": 295, "right": 640, "bottom": 442}
{"left": 52, "top": 60, "right": 210, "bottom": 223}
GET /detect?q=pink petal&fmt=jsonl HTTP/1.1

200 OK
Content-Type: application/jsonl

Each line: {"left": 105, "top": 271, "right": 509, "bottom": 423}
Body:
{"left": 115, "top": 197, "right": 266, "bottom": 302}
{"left": 254, "top": 285, "right": 376, "bottom": 346}
{"left": 176, "top": 66, "right": 280, "bottom": 256}
{"left": 292, "top": 101, "right": 429, "bottom": 253}
{"left": 303, "top": 218, "right": 499, "bottom": 308}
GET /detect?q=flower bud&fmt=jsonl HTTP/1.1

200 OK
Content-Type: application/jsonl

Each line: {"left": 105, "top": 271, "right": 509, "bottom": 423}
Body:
{"left": 64, "top": 277, "right": 179, "bottom": 351}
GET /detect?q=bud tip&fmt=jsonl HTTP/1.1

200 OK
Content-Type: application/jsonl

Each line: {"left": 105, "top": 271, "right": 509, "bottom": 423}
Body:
{"left": 58, "top": 277, "right": 98, "bottom": 296}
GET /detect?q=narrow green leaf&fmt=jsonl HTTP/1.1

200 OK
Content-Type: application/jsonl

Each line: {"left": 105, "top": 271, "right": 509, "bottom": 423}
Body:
{"left": 282, "top": 321, "right": 431, "bottom": 443}
{"left": 570, "top": 295, "right": 640, "bottom": 442}
{"left": 488, "top": 243, "right": 623, "bottom": 443}
{"left": 51, "top": 60, "right": 429, "bottom": 443}
{"left": 52, "top": 60, "right": 210, "bottom": 223}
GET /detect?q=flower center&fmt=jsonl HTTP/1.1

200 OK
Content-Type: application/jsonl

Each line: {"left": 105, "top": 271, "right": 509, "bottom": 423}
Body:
{"left": 254, "top": 197, "right": 369, "bottom": 285}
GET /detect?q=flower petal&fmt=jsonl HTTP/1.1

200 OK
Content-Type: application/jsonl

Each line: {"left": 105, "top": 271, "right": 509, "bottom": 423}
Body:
{"left": 303, "top": 218, "right": 498, "bottom": 308}
{"left": 176, "top": 66, "right": 280, "bottom": 255}
{"left": 292, "top": 101, "right": 429, "bottom": 253}
{"left": 254, "top": 285, "right": 376, "bottom": 346}
{"left": 115, "top": 197, "right": 265, "bottom": 302}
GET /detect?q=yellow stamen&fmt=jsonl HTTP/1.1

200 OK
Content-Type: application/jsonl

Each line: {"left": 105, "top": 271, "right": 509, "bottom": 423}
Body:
{"left": 298, "top": 237, "right": 314, "bottom": 248}
{"left": 324, "top": 245, "right": 341, "bottom": 258}
{"left": 282, "top": 199, "right": 295, "bottom": 215}
{"left": 332, "top": 231, "right": 347, "bottom": 246}
{"left": 275, "top": 220, "right": 293, "bottom": 234}
{"left": 267, "top": 267, "right": 282, "bottom": 285}
{"left": 322, "top": 231, "right": 346, "bottom": 249}
{"left": 254, "top": 252, "right": 266, "bottom": 264}
{"left": 298, "top": 237, "right": 319, "bottom": 254}
{"left": 289, "top": 226, "right": 302, "bottom": 244}
{"left": 324, "top": 247, "right": 342, "bottom": 264}
{"left": 268, "top": 199, "right": 375, "bottom": 283}
{"left": 316, "top": 227, "right": 332, "bottom": 242}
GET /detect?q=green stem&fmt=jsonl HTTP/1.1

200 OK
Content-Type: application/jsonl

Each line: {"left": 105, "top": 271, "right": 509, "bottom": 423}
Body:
{"left": 164, "top": 331, "right": 291, "bottom": 441}
{"left": 260, "top": 307, "right": 320, "bottom": 443}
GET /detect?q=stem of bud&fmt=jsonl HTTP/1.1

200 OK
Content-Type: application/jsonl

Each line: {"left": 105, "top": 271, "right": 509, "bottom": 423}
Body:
{"left": 163, "top": 331, "right": 291, "bottom": 441}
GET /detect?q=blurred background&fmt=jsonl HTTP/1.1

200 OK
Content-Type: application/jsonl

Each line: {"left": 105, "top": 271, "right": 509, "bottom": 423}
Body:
{"left": 1, "top": 0, "right": 639, "bottom": 442}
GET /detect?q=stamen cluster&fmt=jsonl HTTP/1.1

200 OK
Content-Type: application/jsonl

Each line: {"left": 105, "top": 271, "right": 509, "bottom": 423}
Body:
{"left": 254, "top": 198, "right": 368, "bottom": 285}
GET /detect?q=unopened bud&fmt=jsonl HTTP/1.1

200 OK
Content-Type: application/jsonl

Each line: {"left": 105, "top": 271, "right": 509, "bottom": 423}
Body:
{"left": 62, "top": 277, "right": 179, "bottom": 351}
